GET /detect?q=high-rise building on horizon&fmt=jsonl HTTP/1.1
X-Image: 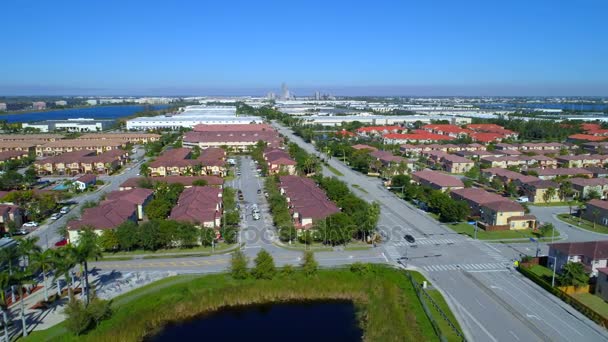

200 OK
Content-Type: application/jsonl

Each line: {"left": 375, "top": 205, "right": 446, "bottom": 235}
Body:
{"left": 281, "top": 83, "right": 291, "bottom": 100}
{"left": 314, "top": 91, "right": 321, "bottom": 101}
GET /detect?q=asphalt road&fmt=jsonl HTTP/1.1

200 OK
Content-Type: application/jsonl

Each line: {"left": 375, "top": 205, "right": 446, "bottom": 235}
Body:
{"left": 272, "top": 121, "right": 608, "bottom": 342}
{"left": 529, "top": 205, "right": 608, "bottom": 243}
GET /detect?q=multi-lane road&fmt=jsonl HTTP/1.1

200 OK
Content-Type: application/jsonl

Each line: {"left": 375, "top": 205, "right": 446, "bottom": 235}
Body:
{"left": 272, "top": 121, "right": 608, "bottom": 342}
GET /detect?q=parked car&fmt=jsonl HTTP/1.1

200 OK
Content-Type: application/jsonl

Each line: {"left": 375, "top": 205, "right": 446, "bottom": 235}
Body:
{"left": 516, "top": 196, "right": 529, "bottom": 203}
{"left": 253, "top": 213, "right": 261, "bottom": 220}
{"left": 60, "top": 206, "right": 70, "bottom": 214}
{"left": 15, "top": 229, "right": 29, "bottom": 236}
{"left": 50, "top": 213, "right": 62, "bottom": 220}
{"left": 54, "top": 238, "right": 68, "bottom": 247}
{"left": 404, "top": 234, "right": 416, "bottom": 243}
{"left": 236, "top": 171, "right": 241, "bottom": 176}
{"left": 257, "top": 189, "right": 262, "bottom": 194}
{"left": 22, "top": 222, "right": 39, "bottom": 228}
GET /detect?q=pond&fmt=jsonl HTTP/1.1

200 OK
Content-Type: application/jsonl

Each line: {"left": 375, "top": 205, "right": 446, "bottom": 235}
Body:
{"left": 147, "top": 300, "right": 362, "bottom": 341}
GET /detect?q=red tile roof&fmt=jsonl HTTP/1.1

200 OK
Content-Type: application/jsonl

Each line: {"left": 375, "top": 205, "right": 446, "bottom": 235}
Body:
{"left": 568, "top": 134, "right": 608, "bottom": 142}
{"left": 412, "top": 170, "right": 464, "bottom": 188}
{"left": 68, "top": 199, "right": 137, "bottom": 230}
{"left": 76, "top": 174, "right": 97, "bottom": 184}
{"left": 352, "top": 144, "right": 378, "bottom": 151}
{"left": 105, "top": 188, "right": 154, "bottom": 205}
{"left": 357, "top": 126, "right": 402, "bottom": 133}
{"left": 279, "top": 175, "right": 339, "bottom": 224}
{"left": 549, "top": 240, "right": 608, "bottom": 260}
{"left": 169, "top": 186, "right": 222, "bottom": 224}
{"left": 383, "top": 133, "right": 454, "bottom": 141}
{"left": 482, "top": 200, "right": 524, "bottom": 212}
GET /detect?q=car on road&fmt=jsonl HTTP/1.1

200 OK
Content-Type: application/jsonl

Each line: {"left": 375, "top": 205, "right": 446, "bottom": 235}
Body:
{"left": 257, "top": 189, "right": 261, "bottom": 194}
{"left": 50, "top": 213, "right": 62, "bottom": 220}
{"left": 253, "top": 213, "right": 261, "bottom": 220}
{"left": 236, "top": 171, "right": 241, "bottom": 176}
{"left": 60, "top": 206, "right": 70, "bottom": 214}
{"left": 404, "top": 234, "right": 416, "bottom": 243}
{"left": 22, "top": 222, "right": 39, "bottom": 228}
{"left": 516, "top": 196, "right": 529, "bottom": 203}
{"left": 14, "top": 229, "right": 29, "bottom": 236}
{"left": 238, "top": 194, "right": 244, "bottom": 200}
{"left": 54, "top": 238, "right": 68, "bottom": 247}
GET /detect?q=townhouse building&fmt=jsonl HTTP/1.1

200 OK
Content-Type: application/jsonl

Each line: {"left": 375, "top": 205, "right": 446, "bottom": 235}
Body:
{"left": 169, "top": 186, "right": 223, "bottom": 228}
{"left": 279, "top": 175, "right": 340, "bottom": 229}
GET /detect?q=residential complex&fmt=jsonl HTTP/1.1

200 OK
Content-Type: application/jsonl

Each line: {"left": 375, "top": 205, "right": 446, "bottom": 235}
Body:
{"left": 278, "top": 175, "right": 340, "bottom": 229}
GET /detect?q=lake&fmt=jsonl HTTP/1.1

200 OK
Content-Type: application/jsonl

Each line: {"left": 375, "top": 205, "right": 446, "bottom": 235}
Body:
{"left": 147, "top": 300, "right": 362, "bottom": 342}
{"left": 0, "top": 104, "right": 170, "bottom": 123}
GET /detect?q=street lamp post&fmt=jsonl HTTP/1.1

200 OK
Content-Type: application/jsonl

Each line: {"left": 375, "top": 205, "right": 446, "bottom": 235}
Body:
{"left": 547, "top": 255, "right": 558, "bottom": 287}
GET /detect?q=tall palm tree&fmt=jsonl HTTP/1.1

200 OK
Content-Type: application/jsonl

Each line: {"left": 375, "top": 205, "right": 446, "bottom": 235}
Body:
{"left": 0, "top": 246, "right": 19, "bottom": 303}
{"left": 29, "top": 249, "right": 54, "bottom": 302}
{"left": 51, "top": 246, "right": 76, "bottom": 298}
{"left": 17, "top": 237, "right": 41, "bottom": 270}
{"left": 72, "top": 230, "right": 102, "bottom": 305}
{"left": 10, "top": 270, "right": 33, "bottom": 337}
{"left": 0, "top": 273, "right": 10, "bottom": 342}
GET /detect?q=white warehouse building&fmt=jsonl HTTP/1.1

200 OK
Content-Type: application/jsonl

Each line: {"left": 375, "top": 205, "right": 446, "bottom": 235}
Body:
{"left": 126, "top": 106, "right": 263, "bottom": 130}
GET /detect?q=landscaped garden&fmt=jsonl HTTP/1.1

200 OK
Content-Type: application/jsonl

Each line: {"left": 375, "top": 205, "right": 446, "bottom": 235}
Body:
{"left": 557, "top": 213, "right": 608, "bottom": 234}
{"left": 23, "top": 260, "right": 463, "bottom": 342}
{"left": 448, "top": 222, "right": 560, "bottom": 241}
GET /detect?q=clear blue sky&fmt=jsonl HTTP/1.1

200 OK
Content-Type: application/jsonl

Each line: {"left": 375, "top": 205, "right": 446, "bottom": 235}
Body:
{"left": 1, "top": 0, "right": 607, "bottom": 96}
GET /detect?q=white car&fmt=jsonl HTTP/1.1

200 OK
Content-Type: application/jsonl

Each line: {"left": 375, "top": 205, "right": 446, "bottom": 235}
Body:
{"left": 60, "top": 206, "right": 70, "bottom": 214}
{"left": 253, "top": 213, "right": 261, "bottom": 220}
{"left": 50, "top": 213, "right": 62, "bottom": 220}
{"left": 22, "top": 222, "right": 39, "bottom": 228}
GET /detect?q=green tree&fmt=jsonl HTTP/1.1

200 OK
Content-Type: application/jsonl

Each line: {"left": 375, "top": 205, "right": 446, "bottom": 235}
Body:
{"left": 558, "top": 181, "right": 573, "bottom": 202}
{"left": 586, "top": 188, "right": 601, "bottom": 201}
{"left": 115, "top": 220, "right": 139, "bottom": 251}
{"left": 64, "top": 296, "right": 92, "bottom": 335}
{"left": 200, "top": 228, "right": 216, "bottom": 247}
{"left": 139, "top": 162, "right": 150, "bottom": 177}
{"left": 301, "top": 251, "right": 318, "bottom": 276}
{"left": 252, "top": 249, "right": 276, "bottom": 280}
{"left": 192, "top": 179, "right": 208, "bottom": 186}
{"left": 98, "top": 230, "right": 119, "bottom": 252}
{"left": 145, "top": 198, "right": 172, "bottom": 220}
{"left": 10, "top": 269, "right": 34, "bottom": 337}
{"left": 317, "top": 213, "right": 355, "bottom": 246}
{"left": 0, "top": 273, "right": 10, "bottom": 341}
{"left": 220, "top": 226, "right": 238, "bottom": 244}
{"left": 391, "top": 174, "right": 410, "bottom": 188}
{"left": 537, "top": 223, "right": 555, "bottom": 237}
{"left": 543, "top": 187, "right": 557, "bottom": 203}
{"left": 87, "top": 292, "right": 112, "bottom": 328}
{"left": 559, "top": 262, "right": 590, "bottom": 287}
{"left": 29, "top": 249, "right": 54, "bottom": 302}
{"left": 73, "top": 229, "right": 103, "bottom": 305}
{"left": 138, "top": 221, "right": 163, "bottom": 250}
{"left": 51, "top": 246, "right": 76, "bottom": 298}
{"left": 17, "top": 236, "right": 41, "bottom": 270}
{"left": 230, "top": 250, "right": 249, "bottom": 280}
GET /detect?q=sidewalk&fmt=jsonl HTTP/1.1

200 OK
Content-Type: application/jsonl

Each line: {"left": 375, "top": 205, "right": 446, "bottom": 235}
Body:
{"left": 4, "top": 269, "right": 176, "bottom": 338}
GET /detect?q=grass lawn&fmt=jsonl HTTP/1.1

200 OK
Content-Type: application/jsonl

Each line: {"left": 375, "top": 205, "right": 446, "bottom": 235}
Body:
{"left": 326, "top": 164, "right": 344, "bottom": 176}
{"left": 571, "top": 293, "right": 608, "bottom": 319}
{"left": 102, "top": 243, "right": 236, "bottom": 258}
{"left": 530, "top": 201, "right": 581, "bottom": 207}
{"left": 448, "top": 223, "right": 560, "bottom": 241}
{"left": 526, "top": 264, "right": 556, "bottom": 284}
{"left": 352, "top": 184, "right": 369, "bottom": 194}
{"left": 277, "top": 240, "right": 371, "bottom": 252}
{"left": 24, "top": 266, "right": 457, "bottom": 342}
{"left": 557, "top": 213, "right": 608, "bottom": 234}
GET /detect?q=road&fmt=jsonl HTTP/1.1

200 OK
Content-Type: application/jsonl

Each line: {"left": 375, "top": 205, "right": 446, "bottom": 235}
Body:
{"left": 29, "top": 146, "right": 146, "bottom": 249}
{"left": 273, "top": 121, "right": 608, "bottom": 342}
{"left": 529, "top": 205, "right": 608, "bottom": 242}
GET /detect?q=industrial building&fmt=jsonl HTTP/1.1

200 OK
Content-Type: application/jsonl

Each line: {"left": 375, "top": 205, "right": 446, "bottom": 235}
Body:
{"left": 22, "top": 118, "right": 115, "bottom": 132}
{"left": 125, "top": 105, "right": 262, "bottom": 130}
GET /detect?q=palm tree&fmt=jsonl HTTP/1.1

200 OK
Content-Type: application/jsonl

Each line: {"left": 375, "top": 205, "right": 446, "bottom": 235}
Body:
{"left": 72, "top": 230, "right": 102, "bottom": 305}
{"left": 10, "top": 270, "right": 33, "bottom": 337}
{"left": 543, "top": 187, "right": 557, "bottom": 204}
{"left": 558, "top": 181, "right": 572, "bottom": 202}
{"left": 0, "top": 247, "right": 19, "bottom": 303}
{"left": 0, "top": 273, "right": 10, "bottom": 342}
{"left": 592, "top": 209, "right": 600, "bottom": 229}
{"left": 51, "top": 246, "right": 76, "bottom": 298}
{"left": 29, "top": 249, "right": 54, "bottom": 302}
{"left": 17, "top": 236, "right": 41, "bottom": 270}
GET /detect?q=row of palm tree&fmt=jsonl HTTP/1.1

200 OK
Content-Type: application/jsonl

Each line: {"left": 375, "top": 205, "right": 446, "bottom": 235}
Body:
{"left": 0, "top": 230, "right": 101, "bottom": 339}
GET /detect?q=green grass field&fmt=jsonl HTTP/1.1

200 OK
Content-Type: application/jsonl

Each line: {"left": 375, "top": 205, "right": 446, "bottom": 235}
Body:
{"left": 24, "top": 266, "right": 459, "bottom": 342}
{"left": 102, "top": 243, "right": 235, "bottom": 258}
{"left": 326, "top": 164, "right": 344, "bottom": 176}
{"left": 557, "top": 213, "right": 608, "bottom": 234}
{"left": 448, "top": 223, "right": 560, "bottom": 241}
{"left": 570, "top": 293, "right": 608, "bottom": 319}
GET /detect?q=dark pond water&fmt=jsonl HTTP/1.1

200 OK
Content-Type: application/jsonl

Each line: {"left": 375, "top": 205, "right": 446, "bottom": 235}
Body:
{"left": 0, "top": 104, "right": 170, "bottom": 123}
{"left": 147, "top": 300, "right": 362, "bottom": 342}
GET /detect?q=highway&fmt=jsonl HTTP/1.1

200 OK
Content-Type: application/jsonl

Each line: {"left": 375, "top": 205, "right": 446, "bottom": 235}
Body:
{"left": 272, "top": 121, "right": 608, "bottom": 342}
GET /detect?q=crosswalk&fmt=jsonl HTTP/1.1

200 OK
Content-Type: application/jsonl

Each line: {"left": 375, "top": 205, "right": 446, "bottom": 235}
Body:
{"left": 477, "top": 243, "right": 511, "bottom": 263}
{"left": 392, "top": 238, "right": 458, "bottom": 247}
{"left": 421, "top": 263, "right": 508, "bottom": 272}
{"left": 385, "top": 245, "right": 402, "bottom": 260}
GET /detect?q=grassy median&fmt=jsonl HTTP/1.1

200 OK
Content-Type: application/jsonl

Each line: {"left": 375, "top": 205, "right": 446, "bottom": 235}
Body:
{"left": 24, "top": 265, "right": 455, "bottom": 342}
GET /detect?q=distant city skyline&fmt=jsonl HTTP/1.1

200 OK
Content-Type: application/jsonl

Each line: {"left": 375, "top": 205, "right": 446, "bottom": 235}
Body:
{"left": 1, "top": 0, "right": 607, "bottom": 96}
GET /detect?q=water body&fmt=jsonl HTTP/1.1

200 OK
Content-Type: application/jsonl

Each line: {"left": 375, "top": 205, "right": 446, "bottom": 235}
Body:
{"left": 147, "top": 300, "right": 362, "bottom": 342}
{"left": 0, "top": 105, "right": 170, "bottom": 123}
{"left": 479, "top": 103, "right": 608, "bottom": 111}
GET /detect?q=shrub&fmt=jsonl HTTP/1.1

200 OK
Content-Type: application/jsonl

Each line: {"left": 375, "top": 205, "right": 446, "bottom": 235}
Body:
{"left": 252, "top": 249, "right": 276, "bottom": 280}
{"left": 350, "top": 262, "right": 373, "bottom": 275}
{"left": 301, "top": 251, "right": 318, "bottom": 276}
{"left": 64, "top": 297, "right": 92, "bottom": 335}
{"left": 281, "top": 264, "right": 295, "bottom": 276}
{"left": 230, "top": 250, "right": 249, "bottom": 280}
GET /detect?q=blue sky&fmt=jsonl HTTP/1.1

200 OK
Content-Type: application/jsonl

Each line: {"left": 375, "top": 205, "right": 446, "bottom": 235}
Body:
{"left": 1, "top": 0, "right": 607, "bottom": 96}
